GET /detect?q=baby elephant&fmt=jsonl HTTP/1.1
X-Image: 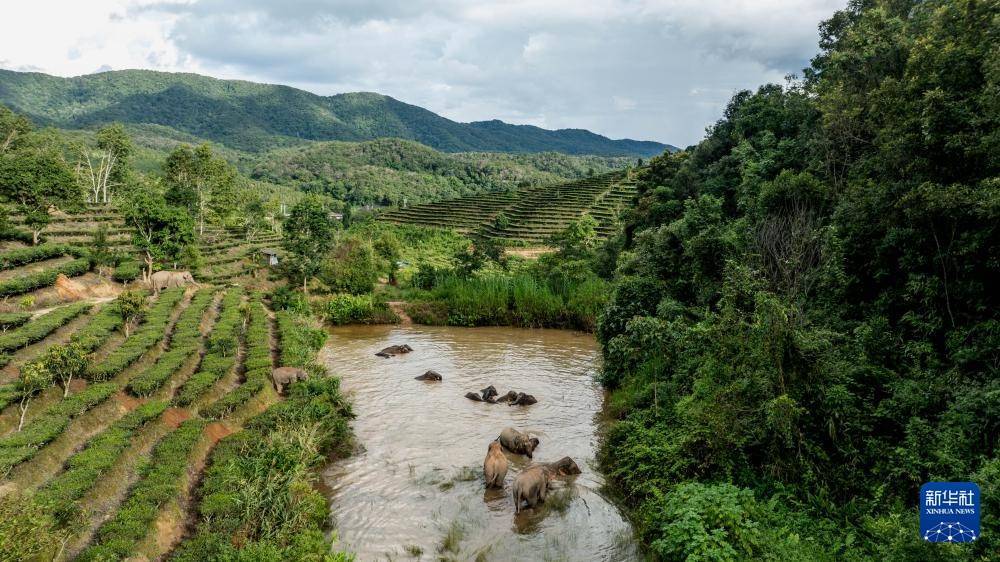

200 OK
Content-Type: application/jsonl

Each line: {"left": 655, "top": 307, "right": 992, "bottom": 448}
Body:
{"left": 376, "top": 344, "right": 413, "bottom": 358}
{"left": 271, "top": 367, "right": 308, "bottom": 395}
{"left": 415, "top": 370, "right": 442, "bottom": 381}
{"left": 512, "top": 456, "right": 582, "bottom": 513}
{"left": 498, "top": 427, "right": 540, "bottom": 459}
{"left": 483, "top": 441, "right": 508, "bottom": 488}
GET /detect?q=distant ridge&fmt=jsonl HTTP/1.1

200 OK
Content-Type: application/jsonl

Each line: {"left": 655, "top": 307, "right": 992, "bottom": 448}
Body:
{"left": 0, "top": 69, "right": 673, "bottom": 157}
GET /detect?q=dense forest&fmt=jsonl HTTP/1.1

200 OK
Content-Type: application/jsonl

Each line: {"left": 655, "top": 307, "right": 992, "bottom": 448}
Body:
{"left": 249, "top": 138, "right": 631, "bottom": 206}
{"left": 594, "top": 0, "right": 998, "bottom": 559}
{"left": 0, "top": 69, "right": 671, "bottom": 156}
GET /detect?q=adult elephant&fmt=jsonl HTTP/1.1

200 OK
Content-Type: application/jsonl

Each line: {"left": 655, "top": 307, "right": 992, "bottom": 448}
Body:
{"left": 149, "top": 270, "right": 198, "bottom": 294}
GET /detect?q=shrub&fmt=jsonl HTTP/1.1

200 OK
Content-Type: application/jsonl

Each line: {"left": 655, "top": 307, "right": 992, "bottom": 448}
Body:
{"left": 112, "top": 259, "right": 141, "bottom": 283}
{"left": 403, "top": 300, "right": 449, "bottom": 325}
{"left": 0, "top": 257, "right": 91, "bottom": 297}
{"left": 0, "top": 312, "right": 31, "bottom": 331}
{"left": 70, "top": 303, "right": 124, "bottom": 353}
{"left": 0, "top": 243, "right": 82, "bottom": 270}
{"left": 126, "top": 289, "right": 215, "bottom": 397}
{"left": 86, "top": 288, "right": 184, "bottom": 381}
{"left": 77, "top": 419, "right": 206, "bottom": 562}
{"left": 201, "top": 297, "right": 271, "bottom": 419}
{"left": 173, "top": 289, "right": 243, "bottom": 406}
{"left": 0, "top": 301, "right": 92, "bottom": 353}
{"left": 0, "top": 382, "right": 118, "bottom": 473}
{"left": 317, "top": 293, "right": 398, "bottom": 326}
{"left": 35, "top": 400, "right": 167, "bottom": 525}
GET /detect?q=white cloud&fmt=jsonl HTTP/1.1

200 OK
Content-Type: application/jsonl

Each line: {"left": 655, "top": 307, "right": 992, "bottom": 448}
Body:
{"left": 0, "top": 0, "right": 847, "bottom": 146}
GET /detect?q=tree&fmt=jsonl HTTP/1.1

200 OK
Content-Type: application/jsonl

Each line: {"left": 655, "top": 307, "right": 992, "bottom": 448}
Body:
{"left": 0, "top": 146, "right": 79, "bottom": 244}
{"left": 115, "top": 290, "right": 146, "bottom": 338}
{"left": 122, "top": 188, "right": 195, "bottom": 281}
{"left": 16, "top": 361, "right": 52, "bottom": 431}
{"left": 282, "top": 196, "right": 337, "bottom": 294}
{"left": 77, "top": 123, "right": 133, "bottom": 204}
{"left": 38, "top": 342, "right": 88, "bottom": 398}
{"left": 0, "top": 104, "right": 32, "bottom": 154}
{"left": 164, "top": 143, "right": 238, "bottom": 235}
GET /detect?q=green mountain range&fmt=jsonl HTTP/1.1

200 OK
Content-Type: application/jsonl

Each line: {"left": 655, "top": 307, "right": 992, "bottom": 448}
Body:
{"left": 0, "top": 69, "right": 672, "bottom": 157}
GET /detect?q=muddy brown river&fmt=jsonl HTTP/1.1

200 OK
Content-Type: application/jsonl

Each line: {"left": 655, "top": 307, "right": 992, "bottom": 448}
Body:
{"left": 319, "top": 325, "right": 639, "bottom": 561}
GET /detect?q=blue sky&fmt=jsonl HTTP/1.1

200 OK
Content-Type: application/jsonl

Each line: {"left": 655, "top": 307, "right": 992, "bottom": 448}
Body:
{"left": 1, "top": 0, "right": 846, "bottom": 147}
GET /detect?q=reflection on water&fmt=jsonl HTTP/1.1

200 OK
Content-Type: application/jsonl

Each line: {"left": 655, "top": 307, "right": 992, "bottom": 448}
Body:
{"left": 320, "top": 325, "right": 639, "bottom": 561}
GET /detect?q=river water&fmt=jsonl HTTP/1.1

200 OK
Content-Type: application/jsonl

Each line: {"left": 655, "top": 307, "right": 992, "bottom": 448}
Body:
{"left": 319, "top": 325, "right": 639, "bottom": 561}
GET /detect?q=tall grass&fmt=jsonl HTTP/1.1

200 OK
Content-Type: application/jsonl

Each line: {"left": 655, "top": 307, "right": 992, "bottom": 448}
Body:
{"left": 410, "top": 272, "right": 608, "bottom": 331}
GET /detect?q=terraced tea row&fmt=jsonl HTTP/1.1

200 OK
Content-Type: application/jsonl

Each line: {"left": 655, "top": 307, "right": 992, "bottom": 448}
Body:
{"left": 379, "top": 171, "right": 637, "bottom": 243}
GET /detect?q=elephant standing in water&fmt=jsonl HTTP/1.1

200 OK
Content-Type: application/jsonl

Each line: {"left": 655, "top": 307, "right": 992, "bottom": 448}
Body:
{"left": 149, "top": 270, "right": 198, "bottom": 294}
{"left": 483, "top": 441, "right": 509, "bottom": 488}
{"left": 512, "top": 456, "right": 582, "bottom": 513}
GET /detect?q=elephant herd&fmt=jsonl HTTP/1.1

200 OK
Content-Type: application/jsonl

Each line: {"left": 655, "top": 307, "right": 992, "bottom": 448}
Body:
{"left": 488, "top": 428, "right": 581, "bottom": 513}
{"left": 376, "top": 342, "right": 581, "bottom": 515}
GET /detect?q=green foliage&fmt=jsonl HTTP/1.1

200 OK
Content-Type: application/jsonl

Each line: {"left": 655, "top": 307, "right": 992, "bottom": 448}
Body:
{"left": 0, "top": 243, "right": 83, "bottom": 270}
{"left": 70, "top": 303, "right": 124, "bottom": 353}
{"left": 317, "top": 294, "right": 398, "bottom": 326}
{"left": 174, "top": 289, "right": 243, "bottom": 406}
{"left": 275, "top": 309, "right": 328, "bottom": 369}
{"left": 0, "top": 256, "right": 90, "bottom": 297}
{"left": 86, "top": 288, "right": 184, "bottom": 381}
{"left": 121, "top": 186, "right": 195, "bottom": 276}
{"left": 0, "top": 382, "right": 117, "bottom": 474}
{"left": 201, "top": 296, "right": 272, "bottom": 419}
{"left": 0, "top": 311, "right": 31, "bottom": 331}
{"left": 0, "top": 491, "right": 65, "bottom": 562}
{"left": 319, "top": 236, "right": 381, "bottom": 295}
{"left": 596, "top": 1, "right": 1000, "bottom": 558}
{"left": 0, "top": 133, "right": 81, "bottom": 243}
{"left": 174, "top": 378, "right": 353, "bottom": 560}
{"left": 126, "top": 289, "right": 215, "bottom": 397}
{"left": 112, "top": 258, "right": 141, "bottom": 282}
{"left": 36, "top": 341, "right": 88, "bottom": 396}
{"left": 114, "top": 289, "right": 146, "bottom": 338}
{"left": 0, "top": 301, "right": 91, "bottom": 353}
{"left": 282, "top": 195, "right": 338, "bottom": 291}
{"left": 77, "top": 419, "right": 206, "bottom": 562}
{"left": 164, "top": 143, "right": 240, "bottom": 232}
{"left": 35, "top": 400, "right": 166, "bottom": 526}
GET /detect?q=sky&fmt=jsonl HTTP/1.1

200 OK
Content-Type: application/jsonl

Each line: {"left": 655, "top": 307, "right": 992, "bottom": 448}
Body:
{"left": 0, "top": 0, "right": 846, "bottom": 147}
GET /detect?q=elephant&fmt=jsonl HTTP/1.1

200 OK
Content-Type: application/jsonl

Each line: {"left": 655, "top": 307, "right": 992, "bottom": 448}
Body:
{"left": 271, "top": 366, "right": 308, "bottom": 395}
{"left": 512, "top": 456, "right": 581, "bottom": 513}
{"left": 512, "top": 466, "right": 549, "bottom": 514}
{"left": 509, "top": 392, "right": 537, "bottom": 406}
{"left": 149, "top": 270, "right": 198, "bottom": 294}
{"left": 483, "top": 441, "right": 508, "bottom": 489}
{"left": 495, "top": 391, "right": 537, "bottom": 406}
{"left": 480, "top": 385, "right": 499, "bottom": 402}
{"left": 415, "top": 370, "right": 442, "bottom": 381}
{"left": 532, "top": 456, "right": 582, "bottom": 476}
{"left": 376, "top": 344, "right": 413, "bottom": 358}
{"left": 465, "top": 391, "right": 484, "bottom": 401}
{"left": 498, "top": 427, "right": 540, "bottom": 459}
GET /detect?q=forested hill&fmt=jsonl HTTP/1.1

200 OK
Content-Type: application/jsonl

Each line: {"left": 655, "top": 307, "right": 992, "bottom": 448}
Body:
{"left": 248, "top": 138, "right": 632, "bottom": 206}
{"left": 0, "top": 69, "right": 672, "bottom": 156}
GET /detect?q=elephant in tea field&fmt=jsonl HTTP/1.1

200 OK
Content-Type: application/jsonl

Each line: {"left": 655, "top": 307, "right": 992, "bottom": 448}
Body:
{"left": 149, "top": 270, "right": 198, "bottom": 294}
{"left": 271, "top": 367, "right": 309, "bottom": 395}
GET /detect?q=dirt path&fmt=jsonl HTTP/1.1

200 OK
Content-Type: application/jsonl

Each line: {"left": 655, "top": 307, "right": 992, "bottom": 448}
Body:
{"left": 505, "top": 246, "right": 554, "bottom": 259}
{"left": 387, "top": 301, "right": 412, "bottom": 325}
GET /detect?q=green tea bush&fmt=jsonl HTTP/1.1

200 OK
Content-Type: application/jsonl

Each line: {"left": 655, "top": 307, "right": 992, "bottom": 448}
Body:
{"left": 0, "top": 244, "right": 83, "bottom": 270}
{"left": 0, "top": 382, "right": 117, "bottom": 474}
{"left": 86, "top": 288, "right": 184, "bottom": 381}
{"left": 111, "top": 259, "right": 141, "bottom": 283}
{"left": 35, "top": 400, "right": 167, "bottom": 525}
{"left": 126, "top": 289, "right": 215, "bottom": 397}
{"left": 317, "top": 293, "right": 398, "bottom": 326}
{"left": 0, "top": 301, "right": 92, "bottom": 353}
{"left": 0, "top": 257, "right": 91, "bottom": 297}
{"left": 173, "top": 289, "right": 243, "bottom": 406}
{"left": 201, "top": 297, "right": 271, "bottom": 419}
{"left": 69, "top": 304, "right": 124, "bottom": 353}
{"left": 76, "top": 419, "right": 206, "bottom": 562}
{"left": 0, "top": 312, "right": 32, "bottom": 331}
